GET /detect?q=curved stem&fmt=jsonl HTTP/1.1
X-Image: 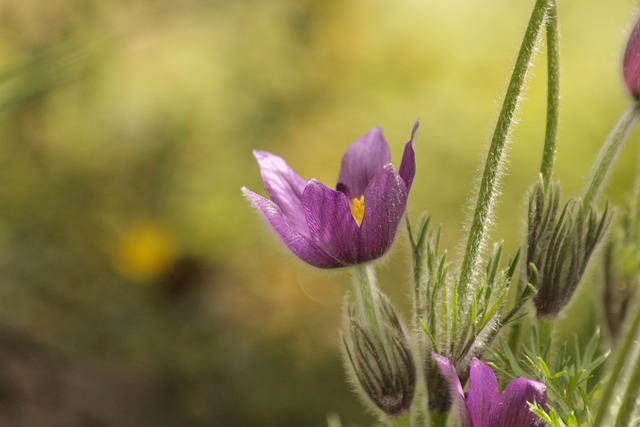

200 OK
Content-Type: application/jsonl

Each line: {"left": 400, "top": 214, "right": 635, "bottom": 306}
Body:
{"left": 613, "top": 346, "right": 640, "bottom": 427}
{"left": 458, "top": 0, "right": 549, "bottom": 298}
{"left": 540, "top": 0, "right": 560, "bottom": 187}
{"left": 593, "top": 299, "right": 640, "bottom": 425}
{"left": 582, "top": 103, "right": 640, "bottom": 207}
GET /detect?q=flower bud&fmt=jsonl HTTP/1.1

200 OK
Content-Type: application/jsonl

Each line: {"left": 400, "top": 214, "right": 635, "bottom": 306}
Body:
{"left": 624, "top": 14, "right": 640, "bottom": 100}
{"left": 526, "top": 181, "right": 610, "bottom": 318}
{"left": 343, "top": 291, "right": 416, "bottom": 417}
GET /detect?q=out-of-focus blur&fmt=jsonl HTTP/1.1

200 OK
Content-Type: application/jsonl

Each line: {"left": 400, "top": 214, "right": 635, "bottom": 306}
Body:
{"left": 0, "top": 0, "right": 636, "bottom": 425}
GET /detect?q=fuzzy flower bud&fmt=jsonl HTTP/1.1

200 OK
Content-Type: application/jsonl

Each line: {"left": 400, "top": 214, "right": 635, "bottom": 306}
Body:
{"left": 527, "top": 181, "right": 610, "bottom": 318}
{"left": 624, "top": 14, "right": 640, "bottom": 100}
{"left": 343, "top": 290, "right": 416, "bottom": 417}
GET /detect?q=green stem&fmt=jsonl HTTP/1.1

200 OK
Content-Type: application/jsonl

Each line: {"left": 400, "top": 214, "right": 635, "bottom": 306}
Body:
{"left": 354, "top": 264, "right": 379, "bottom": 328}
{"left": 407, "top": 218, "right": 423, "bottom": 326}
{"left": 614, "top": 346, "right": 640, "bottom": 427}
{"left": 508, "top": 0, "right": 558, "bottom": 357}
{"left": 582, "top": 103, "right": 640, "bottom": 207}
{"left": 540, "top": 0, "right": 559, "bottom": 187}
{"left": 536, "top": 318, "right": 554, "bottom": 360}
{"left": 458, "top": 0, "right": 549, "bottom": 298}
{"left": 389, "top": 415, "right": 412, "bottom": 427}
{"left": 428, "top": 412, "right": 448, "bottom": 427}
{"left": 593, "top": 299, "right": 640, "bottom": 425}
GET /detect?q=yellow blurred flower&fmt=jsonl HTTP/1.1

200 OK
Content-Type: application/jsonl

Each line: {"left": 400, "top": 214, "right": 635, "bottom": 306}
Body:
{"left": 114, "top": 222, "right": 176, "bottom": 283}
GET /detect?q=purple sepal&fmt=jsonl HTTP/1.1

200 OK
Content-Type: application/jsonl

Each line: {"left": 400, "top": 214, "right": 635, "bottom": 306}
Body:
{"left": 357, "top": 165, "right": 407, "bottom": 262}
{"left": 302, "top": 180, "right": 358, "bottom": 264}
{"left": 433, "top": 354, "right": 472, "bottom": 427}
{"left": 399, "top": 120, "right": 419, "bottom": 192}
{"left": 337, "top": 128, "right": 391, "bottom": 198}
{"left": 468, "top": 358, "right": 500, "bottom": 427}
{"left": 242, "top": 187, "right": 342, "bottom": 268}
{"left": 494, "top": 377, "right": 547, "bottom": 427}
{"left": 253, "top": 150, "right": 309, "bottom": 234}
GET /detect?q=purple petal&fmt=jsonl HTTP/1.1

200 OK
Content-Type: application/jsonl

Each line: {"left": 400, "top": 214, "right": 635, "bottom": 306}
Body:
{"left": 398, "top": 120, "right": 419, "bottom": 192}
{"left": 433, "top": 354, "right": 471, "bottom": 427}
{"left": 624, "top": 15, "right": 640, "bottom": 100}
{"left": 356, "top": 165, "right": 407, "bottom": 262}
{"left": 253, "top": 150, "right": 309, "bottom": 234}
{"left": 242, "top": 187, "right": 341, "bottom": 268}
{"left": 494, "top": 377, "right": 547, "bottom": 427}
{"left": 468, "top": 358, "right": 500, "bottom": 427}
{"left": 302, "top": 180, "right": 358, "bottom": 265}
{"left": 337, "top": 128, "right": 391, "bottom": 198}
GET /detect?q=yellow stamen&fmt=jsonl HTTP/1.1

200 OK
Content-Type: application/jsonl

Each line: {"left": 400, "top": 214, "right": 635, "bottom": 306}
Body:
{"left": 349, "top": 196, "right": 365, "bottom": 227}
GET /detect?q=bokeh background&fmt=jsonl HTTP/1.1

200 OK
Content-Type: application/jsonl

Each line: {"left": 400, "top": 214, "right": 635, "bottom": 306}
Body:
{"left": 0, "top": 0, "right": 638, "bottom": 425}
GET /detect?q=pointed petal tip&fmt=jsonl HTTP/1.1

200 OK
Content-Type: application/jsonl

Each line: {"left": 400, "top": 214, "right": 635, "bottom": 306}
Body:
{"left": 432, "top": 353, "right": 451, "bottom": 370}
{"left": 411, "top": 120, "right": 420, "bottom": 143}
{"left": 252, "top": 149, "right": 272, "bottom": 161}
{"left": 399, "top": 123, "right": 417, "bottom": 192}
{"left": 241, "top": 186, "right": 255, "bottom": 198}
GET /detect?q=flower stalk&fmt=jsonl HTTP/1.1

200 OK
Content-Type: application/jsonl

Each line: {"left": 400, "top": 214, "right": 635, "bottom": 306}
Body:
{"left": 593, "top": 298, "right": 640, "bottom": 426}
{"left": 582, "top": 103, "right": 640, "bottom": 207}
{"left": 614, "top": 345, "right": 640, "bottom": 427}
{"left": 343, "top": 265, "right": 417, "bottom": 420}
{"left": 355, "top": 264, "right": 380, "bottom": 328}
{"left": 540, "top": 0, "right": 560, "bottom": 188}
{"left": 458, "top": 0, "right": 550, "bottom": 298}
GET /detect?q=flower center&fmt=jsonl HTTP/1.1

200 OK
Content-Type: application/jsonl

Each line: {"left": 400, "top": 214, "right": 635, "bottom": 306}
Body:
{"left": 348, "top": 196, "right": 365, "bottom": 227}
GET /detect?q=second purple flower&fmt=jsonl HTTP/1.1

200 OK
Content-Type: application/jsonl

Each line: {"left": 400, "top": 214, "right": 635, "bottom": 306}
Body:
{"left": 242, "top": 121, "right": 418, "bottom": 268}
{"left": 434, "top": 355, "right": 548, "bottom": 427}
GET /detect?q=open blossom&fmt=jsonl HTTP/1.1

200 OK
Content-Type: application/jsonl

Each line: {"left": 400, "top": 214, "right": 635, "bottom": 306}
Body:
{"left": 624, "top": 14, "right": 640, "bottom": 100}
{"left": 242, "top": 121, "right": 418, "bottom": 268}
{"left": 434, "top": 355, "right": 547, "bottom": 427}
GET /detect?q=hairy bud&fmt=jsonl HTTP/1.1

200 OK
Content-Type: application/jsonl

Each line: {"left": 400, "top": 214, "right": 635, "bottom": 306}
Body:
{"left": 343, "top": 291, "right": 416, "bottom": 417}
{"left": 527, "top": 181, "right": 610, "bottom": 318}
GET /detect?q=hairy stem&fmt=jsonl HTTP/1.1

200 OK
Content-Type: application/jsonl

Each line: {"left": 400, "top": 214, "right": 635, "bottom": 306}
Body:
{"left": 593, "top": 299, "right": 640, "bottom": 425}
{"left": 458, "top": 0, "right": 549, "bottom": 298}
{"left": 540, "top": 0, "right": 560, "bottom": 187}
{"left": 614, "top": 346, "right": 640, "bottom": 427}
{"left": 354, "top": 264, "right": 379, "bottom": 328}
{"left": 389, "top": 415, "right": 412, "bottom": 427}
{"left": 582, "top": 103, "right": 640, "bottom": 207}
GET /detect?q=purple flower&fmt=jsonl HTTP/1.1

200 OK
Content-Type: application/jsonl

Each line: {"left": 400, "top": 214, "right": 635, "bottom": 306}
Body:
{"left": 433, "top": 355, "right": 547, "bottom": 427}
{"left": 624, "top": 14, "right": 640, "bottom": 100}
{"left": 242, "top": 121, "right": 418, "bottom": 268}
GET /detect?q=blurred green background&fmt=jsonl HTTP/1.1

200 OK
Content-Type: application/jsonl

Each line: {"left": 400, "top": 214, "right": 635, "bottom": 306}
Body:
{"left": 0, "top": 0, "right": 638, "bottom": 425}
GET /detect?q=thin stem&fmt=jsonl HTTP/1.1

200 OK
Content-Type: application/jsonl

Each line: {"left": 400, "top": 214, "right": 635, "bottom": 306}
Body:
{"left": 407, "top": 218, "right": 423, "bottom": 325}
{"left": 614, "top": 345, "right": 640, "bottom": 427}
{"left": 354, "top": 264, "right": 379, "bottom": 328}
{"left": 540, "top": 0, "right": 560, "bottom": 187}
{"left": 536, "top": 318, "right": 554, "bottom": 361}
{"left": 389, "top": 415, "right": 412, "bottom": 427}
{"left": 429, "top": 412, "right": 448, "bottom": 427}
{"left": 593, "top": 299, "right": 640, "bottom": 425}
{"left": 458, "top": 0, "right": 549, "bottom": 298}
{"left": 582, "top": 103, "right": 640, "bottom": 207}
